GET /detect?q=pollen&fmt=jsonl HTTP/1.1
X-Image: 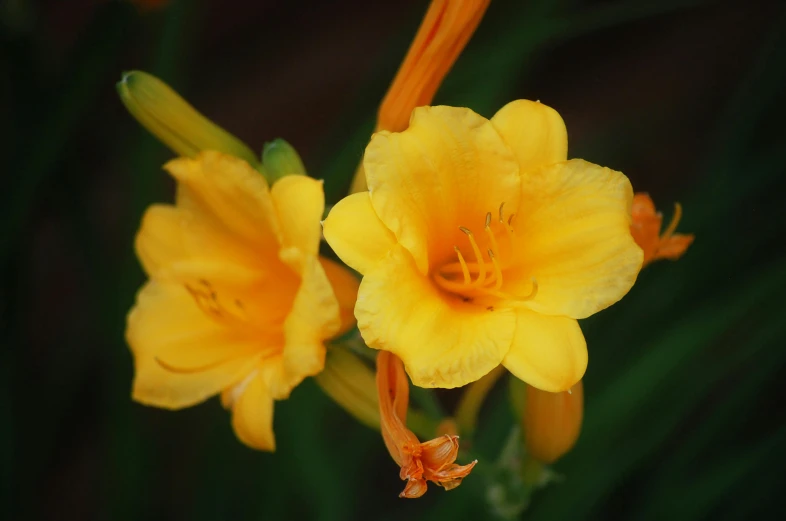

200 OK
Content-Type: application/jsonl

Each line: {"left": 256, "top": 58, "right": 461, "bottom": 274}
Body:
{"left": 432, "top": 204, "right": 538, "bottom": 304}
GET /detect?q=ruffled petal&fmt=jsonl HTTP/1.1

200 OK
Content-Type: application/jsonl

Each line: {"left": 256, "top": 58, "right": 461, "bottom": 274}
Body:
{"left": 277, "top": 256, "right": 341, "bottom": 399}
{"left": 364, "top": 106, "right": 520, "bottom": 273}
{"left": 127, "top": 280, "right": 260, "bottom": 409}
{"left": 502, "top": 309, "right": 587, "bottom": 393}
{"left": 490, "top": 99, "right": 568, "bottom": 172}
{"left": 230, "top": 371, "right": 276, "bottom": 451}
{"left": 507, "top": 159, "right": 643, "bottom": 319}
{"left": 270, "top": 175, "right": 325, "bottom": 269}
{"left": 356, "top": 244, "right": 516, "bottom": 388}
{"left": 165, "top": 151, "right": 281, "bottom": 249}
{"left": 319, "top": 256, "right": 360, "bottom": 336}
{"left": 322, "top": 192, "right": 397, "bottom": 274}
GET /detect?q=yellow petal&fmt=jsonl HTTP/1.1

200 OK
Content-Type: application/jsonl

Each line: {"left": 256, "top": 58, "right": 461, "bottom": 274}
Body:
{"left": 490, "top": 100, "right": 568, "bottom": 172}
{"left": 322, "top": 192, "right": 397, "bottom": 274}
{"left": 230, "top": 371, "right": 276, "bottom": 451}
{"left": 270, "top": 175, "right": 324, "bottom": 268}
{"left": 507, "top": 159, "right": 643, "bottom": 319}
{"left": 278, "top": 256, "right": 340, "bottom": 398}
{"left": 127, "top": 280, "right": 260, "bottom": 409}
{"left": 165, "top": 151, "right": 281, "bottom": 250}
{"left": 356, "top": 244, "right": 516, "bottom": 388}
{"left": 135, "top": 208, "right": 301, "bottom": 332}
{"left": 364, "top": 106, "right": 520, "bottom": 273}
{"left": 319, "top": 256, "right": 360, "bottom": 336}
{"left": 502, "top": 309, "right": 587, "bottom": 392}
{"left": 135, "top": 204, "right": 262, "bottom": 277}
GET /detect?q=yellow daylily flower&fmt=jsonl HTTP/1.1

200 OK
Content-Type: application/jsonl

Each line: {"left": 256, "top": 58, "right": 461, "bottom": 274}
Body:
{"left": 126, "top": 151, "right": 358, "bottom": 451}
{"left": 324, "top": 100, "right": 643, "bottom": 391}
{"left": 351, "top": 0, "right": 491, "bottom": 193}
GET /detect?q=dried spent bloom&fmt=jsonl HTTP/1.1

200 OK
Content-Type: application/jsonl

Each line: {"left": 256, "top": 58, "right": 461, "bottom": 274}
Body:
{"left": 324, "top": 100, "right": 643, "bottom": 392}
{"left": 127, "top": 151, "right": 358, "bottom": 451}
{"left": 351, "top": 0, "right": 490, "bottom": 193}
{"left": 377, "top": 351, "right": 477, "bottom": 498}
{"left": 523, "top": 381, "right": 584, "bottom": 464}
{"left": 631, "top": 193, "right": 694, "bottom": 267}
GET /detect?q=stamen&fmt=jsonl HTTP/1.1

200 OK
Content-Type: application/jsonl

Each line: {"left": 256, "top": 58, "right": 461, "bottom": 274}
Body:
{"left": 498, "top": 203, "right": 505, "bottom": 224}
{"left": 487, "top": 249, "right": 503, "bottom": 290}
{"left": 486, "top": 277, "right": 538, "bottom": 303}
{"left": 454, "top": 246, "right": 471, "bottom": 285}
{"left": 484, "top": 212, "right": 500, "bottom": 260}
{"left": 662, "top": 203, "right": 683, "bottom": 240}
{"left": 459, "top": 226, "right": 486, "bottom": 286}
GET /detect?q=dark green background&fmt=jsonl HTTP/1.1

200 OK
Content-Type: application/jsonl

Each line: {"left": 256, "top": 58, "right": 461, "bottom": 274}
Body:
{"left": 2, "top": 0, "right": 784, "bottom": 519}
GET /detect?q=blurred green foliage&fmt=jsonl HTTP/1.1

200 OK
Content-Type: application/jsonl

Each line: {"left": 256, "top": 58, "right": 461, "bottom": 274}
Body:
{"left": 2, "top": 0, "right": 784, "bottom": 520}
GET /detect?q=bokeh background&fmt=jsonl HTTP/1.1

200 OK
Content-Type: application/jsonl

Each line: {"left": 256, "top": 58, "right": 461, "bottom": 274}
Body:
{"left": 2, "top": 0, "right": 785, "bottom": 519}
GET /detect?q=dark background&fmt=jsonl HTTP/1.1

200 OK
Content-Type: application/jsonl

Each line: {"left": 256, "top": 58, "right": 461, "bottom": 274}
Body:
{"left": 2, "top": 0, "right": 785, "bottom": 520}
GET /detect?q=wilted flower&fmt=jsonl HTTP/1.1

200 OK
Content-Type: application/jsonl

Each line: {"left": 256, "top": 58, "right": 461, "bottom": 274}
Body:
{"left": 377, "top": 351, "right": 476, "bottom": 498}
{"left": 631, "top": 193, "right": 694, "bottom": 267}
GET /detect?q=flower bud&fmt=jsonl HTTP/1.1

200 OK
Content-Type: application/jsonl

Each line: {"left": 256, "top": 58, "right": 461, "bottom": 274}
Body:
{"left": 117, "top": 70, "right": 261, "bottom": 169}
{"left": 314, "top": 346, "right": 380, "bottom": 430}
{"left": 522, "top": 380, "right": 583, "bottom": 464}
{"left": 262, "top": 138, "right": 307, "bottom": 182}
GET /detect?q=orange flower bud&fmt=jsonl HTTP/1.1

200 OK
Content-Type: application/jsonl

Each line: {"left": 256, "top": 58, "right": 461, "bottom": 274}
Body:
{"left": 376, "top": 351, "right": 476, "bottom": 498}
{"left": 351, "top": 0, "right": 490, "bottom": 193}
{"left": 630, "top": 193, "right": 694, "bottom": 267}
{"left": 523, "top": 381, "right": 583, "bottom": 464}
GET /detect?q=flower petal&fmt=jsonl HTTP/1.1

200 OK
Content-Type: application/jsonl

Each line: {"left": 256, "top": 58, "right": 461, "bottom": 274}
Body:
{"left": 135, "top": 204, "right": 261, "bottom": 277}
{"left": 319, "top": 256, "right": 360, "bottom": 336}
{"left": 364, "top": 106, "right": 520, "bottom": 273}
{"left": 278, "top": 256, "right": 341, "bottom": 399}
{"left": 127, "top": 280, "right": 260, "bottom": 409}
{"left": 356, "top": 244, "right": 516, "bottom": 388}
{"left": 322, "top": 192, "right": 397, "bottom": 274}
{"left": 270, "top": 175, "right": 325, "bottom": 268}
{"left": 508, "top": 159, "right": 643, "bottom": 319}
{"left": 230, "top": 371, "right": 276, "bottom": 451}
{"left": 491, "top": 100, "right": 568, "bottom": 172}
{"left": 166, "top": 151, "right": 281, "bottom": 249}
{"left": 502, "top": 309, "right": 587, "bottom": 392}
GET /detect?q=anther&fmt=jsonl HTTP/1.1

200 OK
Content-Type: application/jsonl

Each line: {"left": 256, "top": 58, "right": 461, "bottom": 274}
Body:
{"left": 485, "top": 212, "right": 492, "bottom": 228}
{"left": 498, "top": 203, "right": 505, "bottom": 223}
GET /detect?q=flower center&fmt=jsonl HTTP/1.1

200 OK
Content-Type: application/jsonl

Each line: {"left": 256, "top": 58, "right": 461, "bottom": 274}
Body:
{"left": 432, "top": 203, "right": 537, "bottom": 303}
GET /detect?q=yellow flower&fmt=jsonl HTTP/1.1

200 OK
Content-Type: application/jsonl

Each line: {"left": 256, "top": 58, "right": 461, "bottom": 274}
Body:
{"left": 126, "top": 151, "right": 358, "bottom": 451}
{"left": 522, "top": 381, "right": 583, "bottom": 464}
{"left": 324, "top": 100, "right": 643, "bottom": 392}
{"left": 377, "top": 351, "right": 476, "bottom": 498}
{"left": 630, "top": 193, "right": 694, "bottom": 267}
{"left": 351, "top": 0, "right": 491, "bottom": 193}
